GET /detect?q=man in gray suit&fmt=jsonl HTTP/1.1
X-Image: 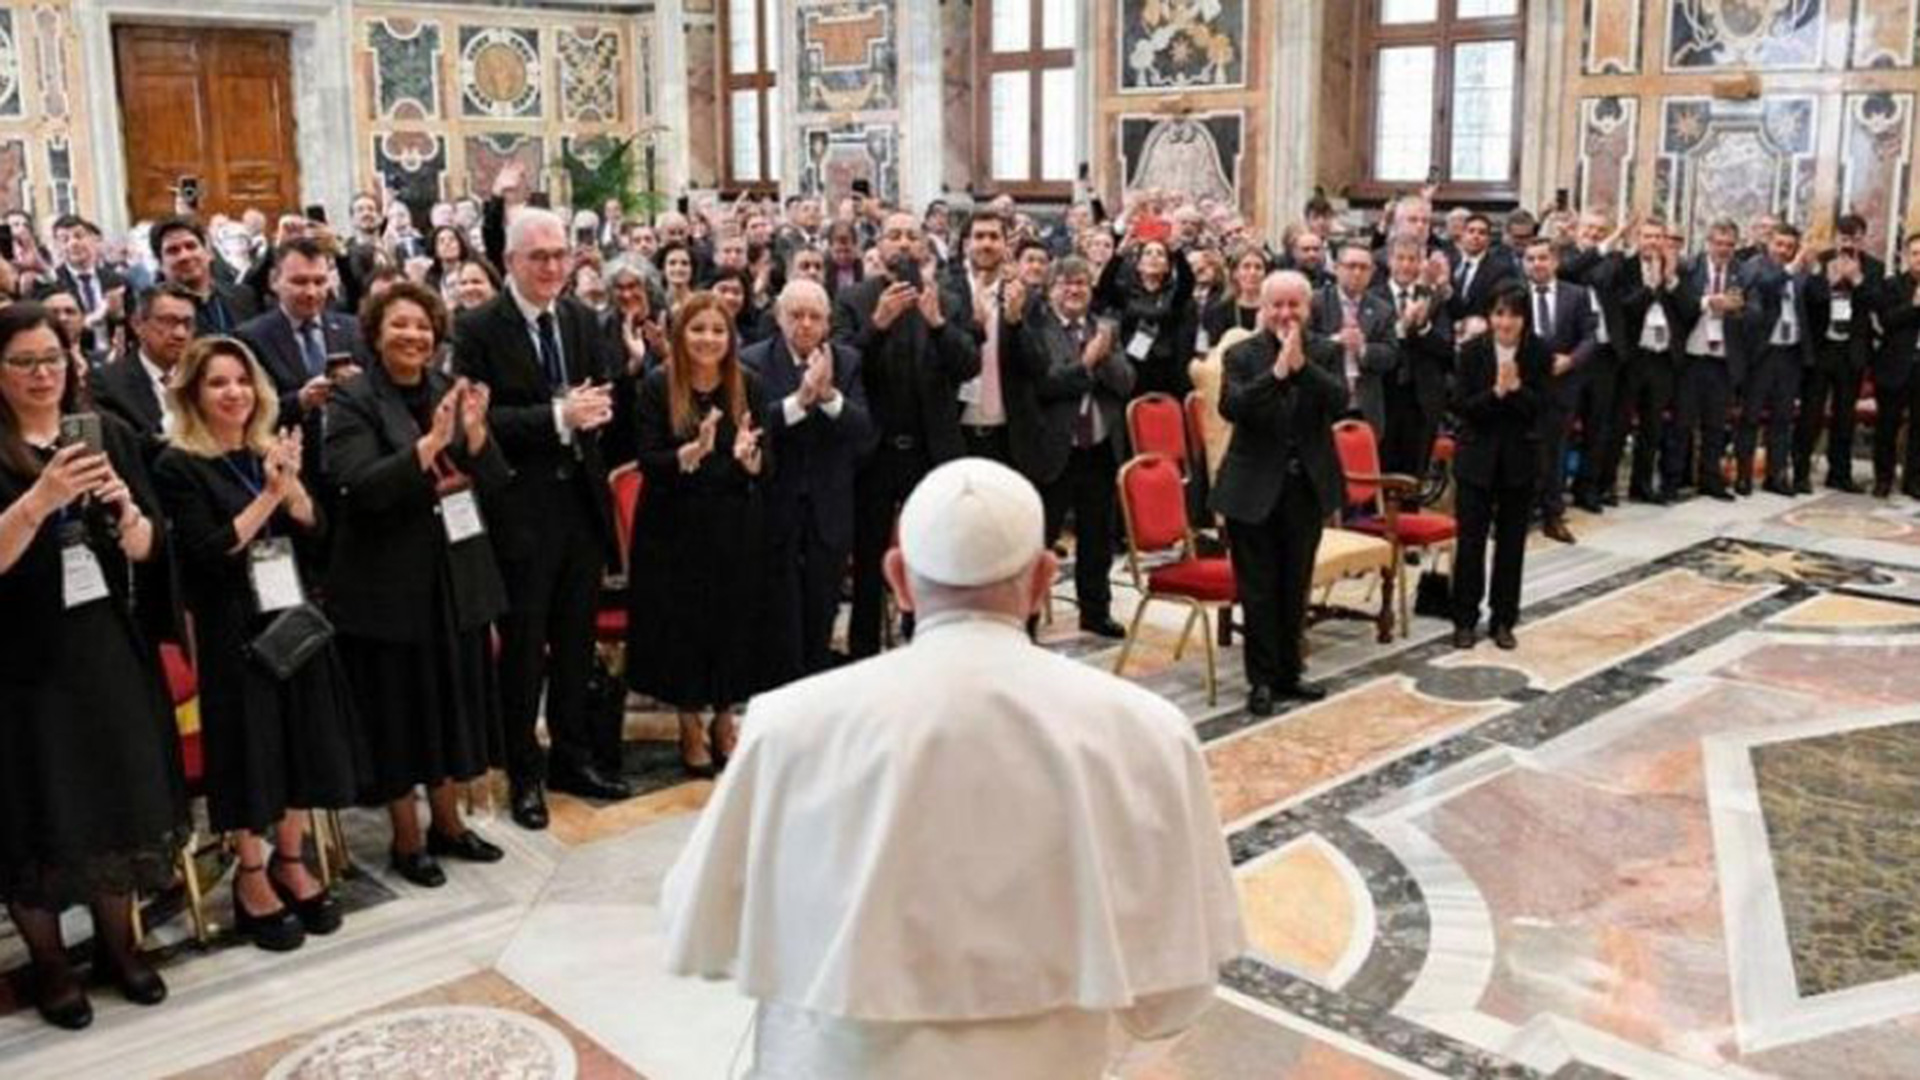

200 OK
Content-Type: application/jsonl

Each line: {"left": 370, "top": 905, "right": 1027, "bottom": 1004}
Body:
{"left": 1309, "top": 241, "right": 1398, "bottom": 441}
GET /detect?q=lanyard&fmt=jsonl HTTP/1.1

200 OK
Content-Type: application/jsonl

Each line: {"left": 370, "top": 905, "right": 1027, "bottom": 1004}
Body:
{"left": 221, "top": 453, "right": 266, "bottom": 497}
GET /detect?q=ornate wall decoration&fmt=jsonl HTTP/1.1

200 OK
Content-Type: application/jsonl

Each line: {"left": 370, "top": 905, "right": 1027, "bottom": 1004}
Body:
{"left": 796, "top": 0, "right": 897, "bottom": 114}
{"left": 45, "top": 134, "right": 71, "bottom": 216}
{"left": 464, "top": 132, "right": 545, "bottom": 199}
{"left": 1582, "top": 0, "right": 1643, "bottom": 74}
{"left": 1118, "top": 112, "right": 1243, "bottom": 207}
{"left": 0, "top": 138, "right": 28, "bottom": 212}
{"left": 0, "top": 11, "right": 22, "bottom": 119}
{"left": 1666, "top": 0, "right": 1825, "bottom": 70}
{"left": 1576, "top": 96, "right": 1639, "bottom": 221}
{"left": 799, "top": 122, "right": 899, "bottom": 204}
{"left": 1849, "top": 0, "right": 1920, "bottom": 67}
{"left": 1119, "top": 0, "right": 1246, "bottom": 93}
{"left": 558, "top": 26, "right": 621, "bottom": 124}
{"left": 1839, "top": 92, "right": 1914, "bottom": 263}
{"left": 460, "top": 26, "right": 542, "bottom": 120}
{"left": 373, "top": 130, "right": 447, "bottom": 206}
{"left": 369, "top": 18, "right": 442, "bottom": 121}
{"left": 941, "top": 0, "right": 974, "bottom": 194}
{"left": 32, "top": 5, "right": 66, "bottom": 120}
{"left": 1653, "top": 96, "right": 1818, "bottom": 250}
{"left": 685, "top": 19, "right": 719, "bottom": 186}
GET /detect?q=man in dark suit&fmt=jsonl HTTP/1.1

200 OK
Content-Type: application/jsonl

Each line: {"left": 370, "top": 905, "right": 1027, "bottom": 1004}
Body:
{"left": 1308, "top": 241, "right": 1398, "bottom": 440}
{"left": 453, "top": 207, "right": 630, "bottom": 829}
{"left": 1519, "top": 238, "right": 1599, "bottom": 537}
{"left": 1448, "top": 213, "right": 1519, "bottom": 321}
{"left": 946, "top": 219, "right": 1062, "bottom": 483}
{"left": 742, "top": 279, "right": 876, "bottom": 682}
{"left": 94, "top": 283, "right": 199, "bottom": 448}
{"left": 52, "top": 215, "right": 126, "bottom": 358}
{"left": 1603, "top": 219, "right": 1690, "bottom": 503}
{"left": 1558, "top": 213, "right": 1629, "bottom": 509}
{"left": 1734, "top": 224, "right": 1817, "bottom": 496}
{"left": 1038, "top": 255, "right": 1134, "bottom": 638}
{"left": 832, "top": 210, "right": 981, "bottom": 658}
{"left": 1872, "top": 234, "right": 1920, "bottom": 497}
{"left": 151, "top": 216, "right": 259, "bottom": 337}
{"left": 40, "top": 288, "right": 108, "bottom": 373}
{"left": 1211, "top": 271, "right": 1344, "bottom": 717}
{"left": 1671, "top": 219, "right": 1744, "bottom": 502}
{"left": 1797, "top": 213, "right": 1885, "bottom": 493}
{"left": 1374, "top": 233, "right": 1454, "bottom": 488}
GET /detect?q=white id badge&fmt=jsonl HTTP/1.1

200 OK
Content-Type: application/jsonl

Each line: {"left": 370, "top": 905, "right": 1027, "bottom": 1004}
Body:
{"left": 61, "top": 540, "right": 109, "bottom": 610}
{"left": 248, "top": 538, "right": 305, "bottom": 614}
{"left": 1126, "top": 329, "right": 1156, "bottom": 361}
{"left": 441, "top": 488, "right": 486, "bottom": 544}
{"left": 955, "top": 376, "right": 983, "bottom": 405}
{"left": 1705, "top": 314, "right": 1724, "bottom": 346}
{"left": 1194, "top": 328, "right": 1211, "bottom": 354}
{"left": 1642, "top": 304, "right": 1669, "bottom": 350}
{"left": 1832, "top": 295, "right": 1853, "bottom": 323}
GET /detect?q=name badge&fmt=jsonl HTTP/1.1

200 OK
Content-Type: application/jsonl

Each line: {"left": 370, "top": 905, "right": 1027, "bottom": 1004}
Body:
{"left": 441, "top": 488, "right": 486, "bottom": 544}
{"left": 1832, "top": 295, "right": 1852, "bottom": 323}
{"left": 955, "top": 377, "right": 983, "bottom": 405}
{"left": 1126, "top": 329, "right": 1156, "bottom": 362}
{"left": 62, "top": 537, "right": 109, "bottom": 610}
{"left": 1641, "top": 304, "right": 1669, "bottom": 350}
{"left": 1194, "top": 328, "right": 1211, "bottom": 354}
{"left": 1590, "top": 292, "right": 1610, "bottom": 344}
{"left": 248, "top": 537, "right": 305, "bottom": 614}
{"left": 1705, "top": 314, "right": 1724, "bottom": 346}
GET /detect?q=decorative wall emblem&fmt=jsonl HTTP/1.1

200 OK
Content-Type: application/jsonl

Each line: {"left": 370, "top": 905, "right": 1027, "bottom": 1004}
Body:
{"left": 1582, "top": 0, "right": 1644, "bottom": 74}
{"left": 1576, "top": 96, "right": 1639, "bottom": 222}
{"left": 0, "top": 139, "right": 29, "bottom": 213}
{"left": 1666, "top": 0, "right": 1825, "bottom": 70}
{"left": 796, "top": 1, "right": 897, "bottom": 113}
{"left": 799, "top": 122, "right": 898, "bottom": 204}
{"left": 32, "top": 5, "right": 66, "bottom": 120}
{"left": 373, "top": 131, "right": 448, "bottom": 206}
{"left": 0, "top": 12, "right": 22, "bottom": 118}
{"left": 1119, "top": 0, "right": 1246, "bottom": 93}
{"left": 1653, "top": 96, "right": 1818, "bottom": 250}
{"left": 558, "top": 27, "right": 621, "bottom": 123}
{"left": 45, "top": 134, "right": 72, "bottom": 217}
{"left": 369, "top": 18, "right": 442, "bottom": 121}
{"left": 1849, "top": 0, "right": 1920, "bottom": 67}
{"left": 1839, "top": 92, "right": 1914, "bottom": 263}
{"left": 465, "top": 132, "right": 546, "bottom": 199}
{"left": 460, "top": 26, "right": 542, "bottom": 119}
{"left": 1118, "top": 113, "right": 1243, "bottom": 207}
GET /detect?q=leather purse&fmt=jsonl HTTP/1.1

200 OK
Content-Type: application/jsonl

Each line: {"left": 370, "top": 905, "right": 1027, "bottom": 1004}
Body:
{"left": 246, "top": 603, "right": 335, "bottom": 680}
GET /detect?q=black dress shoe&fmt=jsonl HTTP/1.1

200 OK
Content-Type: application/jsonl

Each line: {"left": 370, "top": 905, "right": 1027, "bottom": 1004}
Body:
{"left": 1702, "top": 485, "right": 1735, "bottom": 502}
{"left": 509, "top": 779, "right": 549, "bottom": 831}
{"left": 387, "top": 848, "right": 447, "bottom": 889}
{"left": 1541, "top": 517, "right": 1576, "bottom": 544}
{"left": 549, "top": 764, "right": 635, "bottom": 802}
{"left": 1873, "top": 480, "right": 1893, "bottom": 499}
{"left": 1763, "top": 479, "right": 1795, "bottom": 497}
{"left": 1601, "top": 490, "right": 1620, "bottom": 507}
{"left": 233, "top": 892, "right": 307, "bottom": 952}
{"left": 95, "top": 952, "right": 168, "bottom": 1006}
{"left": 1828, "top": 477, "right": 1861, "bottom": 494}
{"left": 1079, "top": 615, "right": 1128, "bottom": 639}
{"left": 1653, "top": 487, "right": 1678, "bottom": 505}
{"left": 1903, "top": 484, "right": 1920, "bottom": 501}
{"left": 1273, "top": 679, "right": 1327, "bottom": 703}
{"left": 1793, "top": 476, "right": 1815, "bottom": 495}
{"left": 1452, "top": 626, "right": 1478, "bottom": 650}
{"left": 32, "top": 965, "right": 92, "bottom": 1031}
{"left": 1735, "top": 478, "right": 1754, "bottom": 497}
{"left": 1247, "top": 685, "right": 1276, "bottom": 718}
{"left": 428, "top": 828, "right": 505, "bottom": 864}
{"left": 1490, "top": 625, "right": 1518, "bottom": 650}
{"left": 270, "top": 854, "right": 343, "bottom": 935}
{"left": 1573, "top": 494, "right": 1604, "bottom": 514}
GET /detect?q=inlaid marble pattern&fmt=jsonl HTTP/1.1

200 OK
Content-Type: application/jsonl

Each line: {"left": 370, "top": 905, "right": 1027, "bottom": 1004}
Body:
{"left": 1767, "top": 592, "right": 1920, "bottom": 628}
{"left": 1666, "top": 0, "right": 1826, "bottom": 70}
{"left": 1839, "top": 91, "right": 1915, "bottom": 265}
{"left": 1850, "top": 0, "right": 1920, "bottom": 67}
{"left": 1239, "top": 839, "right": 1363, "bottom": 985}
{"left": 799, "top": 121, "right": 899, "bottom": 205}
{"left": 557, "top": 25, "right": 621, "bottom": 123}
{"left": 0, "top": 10, "right": 21, "bottom": 119}
{"left": 795, "top": 0, "right": 897, "bottom": 114}
{"left": 0, "top": 137, "right": 28, "bottom": 213}
{"left": 369, "top": 18, "right": 442, "bottom": 121}
{"left": 1582, "top": 0, "right": 1643, "bottom": 74}
{"left": 464, "top": 132, "right": 545, "bottom": 200}
{"left": 1117, "top": 0, "right": 1246, "bottom": 92}
{"left": 374, "top": 130, "right": 449, "bottom": 206}
{"left": 1119, "top": 112, "right": 1244, "bottom": 208}
{"left": 1576, "top": 96, "right": 1637, "bottom": 222}
{"left": 31, "top": 4, "right": 66, "bottom": 120}
{"left": 1653, "top": 95, "right": 1819, "bottom": 253}
{"left": 460, "top": 24, "right": 543, "bottom": 120}
{"left": 44, "top": 133, "right": 71, "bottom": 217}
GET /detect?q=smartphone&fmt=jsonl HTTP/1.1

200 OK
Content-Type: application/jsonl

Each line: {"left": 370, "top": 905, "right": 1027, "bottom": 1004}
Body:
{"left": 59, "top": 411, "right": 104, "bottom": 456}
{"left": 324, "top": 351, "right": 355, "bottom": 376}
{"left": 304, "top": 203, "right": 329, "bottom": 225}
{"left": 1078, "top": 161, "right": 1091, "bottom": 182}
{"left": 0, "top": 222, "right": 13, "bottom": 263}
{"left": 177, "top": 175, "right": 202, "bottom": 208}
{"left": 1555, "top": 188, "right": 1570, "bottom": 212}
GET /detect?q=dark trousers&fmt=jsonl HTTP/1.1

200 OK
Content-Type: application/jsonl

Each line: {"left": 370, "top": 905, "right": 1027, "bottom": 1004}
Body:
{"left": 1676, "top": 353, "right": 1733, "bottom": 492}
{"left": 1044, "top": 443, "right": 1120, "bottom": 622}
{"left": 1873, "top": 375, "right": 1920, "bottom": 490}
{"left": 1453, "top": 479, "right": 1532, "bottom": 631}
{"left": 498, "top": 494, "right": 610, "bottom": 782}
{"left": 850, "top": 443, "right": 930, "bottom": 658}
{"left": 1572, "top": 352, "right": 1618, "bottom": 501}
{"left": 1225, "top": 480, "right": 1323, "bottom": 689}
{"left": 1536, "top": 373, "right": 1581, "bottom": 516}
{"left": 961, "top": 424, "right": 1011, "bottom": 465}
{"left": 1735, "top": 346, "right": 1800, "bottom": 484}
{"left": 1382, "top": 379, "right": 1439, "bottom": 486}
{"left": 1608, "top": 350, "right": 1674, "bottom": 496}
{"left": 1794, "top": 345, "right": 1864, "bottom": 484}
{"left": 764, "top": 508, "right": 848, "bottom": 686}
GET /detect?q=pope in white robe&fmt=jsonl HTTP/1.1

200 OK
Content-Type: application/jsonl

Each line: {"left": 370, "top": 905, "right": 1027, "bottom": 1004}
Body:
{"left": 662, "top": 458, "right": 1246, "bottom": 1078}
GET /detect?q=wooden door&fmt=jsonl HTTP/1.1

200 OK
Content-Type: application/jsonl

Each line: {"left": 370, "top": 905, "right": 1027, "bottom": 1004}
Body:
{"left": 114, "top": 25, "right": 300, "bottom": 222}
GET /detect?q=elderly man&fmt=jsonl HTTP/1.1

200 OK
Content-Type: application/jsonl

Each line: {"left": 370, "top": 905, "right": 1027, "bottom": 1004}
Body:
{"left": 743, "top": 280, "right": 875, "bottom": 682}
{"left": 454, "top": 207, "right": 630, "bottom": 829}
{"left": 664, "top": 457, "right": 1244, "bottom": 1079}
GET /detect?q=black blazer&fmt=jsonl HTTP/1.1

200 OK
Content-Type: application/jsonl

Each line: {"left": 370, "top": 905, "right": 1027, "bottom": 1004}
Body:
{"left": 830, "top": 273, "right": 980, "bottom": 464}
{"left": 1608, "top": 255, "right": 1690, "bottom": 361}
{"left": 1371, "top": 279, "right": 1454, "bottom": 419}
{"left": 741, "top": 334, "right": 877, "bottom": 553}
{"left": 1035, "top": 308, "right": 1137, "bottom": 467}
{"left": 1735, "top": 255, "right": 1816, "bottom": 369}
{"left": 322, "top": 364, "right": 511, "bottom": 642}
{"left": 185, "top": 279, "right": 261, "bottom": 338}
{"left": 235, "top": 307, "right": 372, "bottom": 428}
{"left": 980, "top": 285, "right": 1081, "bottom": 487}
{"left": 451, "top": 292, "right": 618, "bottom": 562}
{"left": 1452, "top": 336, "right": 1548, "bottom": 489}
{"left": 1447, "top": 249, "right": 1519, "bottom": 320}
{"left": 1092, "top": 249, "right": 1198, "bottom": 397}
{"left": 1805, "top": 250, "right": 1886, "bottom": 369}
{"left": 1878, "top": 271, "right": 1920, "bottom": 390}
{"left": 1208, "top": 329, "right": 1348, "bottom": 524}
{"left": 93, "top": 352, "right": 166, "bottom": 440}
{"left": 1308, "top": 284, "right": 1398, "bottom": 436}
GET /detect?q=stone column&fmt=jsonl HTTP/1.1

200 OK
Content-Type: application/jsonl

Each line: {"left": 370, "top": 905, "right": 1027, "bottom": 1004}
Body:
{"left": 654, "top": 0, "right": 693, "bottom": 197}
{"left": 1269, "top": 0, "right": 1323, "bottom": 243}
{"left": 895, "top": 0, "right": 942, "bottom": 208}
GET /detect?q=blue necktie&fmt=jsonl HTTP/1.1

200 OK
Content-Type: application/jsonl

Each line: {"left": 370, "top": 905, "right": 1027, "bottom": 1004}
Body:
{"left": 536, "top": 311, "right": 565, "bottom": 389}
{"left": 300, "top": 320, "right": 326, "bottom": 378}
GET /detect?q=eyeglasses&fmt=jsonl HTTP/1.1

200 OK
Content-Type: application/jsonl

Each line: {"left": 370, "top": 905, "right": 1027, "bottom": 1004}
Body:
{"left": 144, "top": 314, "right": 195, "bottom": 331}
{"left": 2, "top": 352, "right": 67, "bottom": 372}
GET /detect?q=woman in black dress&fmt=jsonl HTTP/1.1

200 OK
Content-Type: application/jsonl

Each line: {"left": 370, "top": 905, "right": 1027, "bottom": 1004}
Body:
{"left": 628, "top": 291, "right": 769, "bottom": 776}
{"left": 326, "top": 282, "right": 510, "bottom": 888}
{"left": 1093, "top": 234, "right": 1198, "bottom": 397}
{"left": 0, "top": 302, "right": 186, "bottom": 1029}
{"left": 1450, "top": 284, "right": 1548, "bottom": 651}
{"left": 1202, "top": 246, "right": 1272, "bottom": 350}
{"left": 154, "top": 337, "right": 362, "bottom": 951}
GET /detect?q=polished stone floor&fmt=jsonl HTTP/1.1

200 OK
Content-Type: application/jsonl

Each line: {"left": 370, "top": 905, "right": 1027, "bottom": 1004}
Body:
{"left": 4, "top": 484, "right": 1920, "bottom": 1079}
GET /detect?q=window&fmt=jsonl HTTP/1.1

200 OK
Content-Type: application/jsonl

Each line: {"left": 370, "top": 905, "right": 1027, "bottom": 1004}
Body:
{"left": 1359, "top": 0, "right": 1523, "bottom": 200}
{"left": 721, "top": 0, "right": 780, "bottom": 191}
{"left": 975, "top": 0, "right": 1080, "bottom": 199}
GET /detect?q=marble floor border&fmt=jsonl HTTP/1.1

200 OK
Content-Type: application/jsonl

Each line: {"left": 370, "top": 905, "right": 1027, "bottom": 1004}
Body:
{"left": 1236, "top": 833, "right": 1380, "bottom": 991}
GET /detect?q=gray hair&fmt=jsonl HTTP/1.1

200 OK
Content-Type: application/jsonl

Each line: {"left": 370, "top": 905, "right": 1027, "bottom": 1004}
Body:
{"left": 506, "top": 207, "right": 565, "bottom": 255}
{"left": 1262, "top": 269, "right": 1311, "bottom": 302}
{"left": 776, "top": 278, "right": 829, "bottom": 319}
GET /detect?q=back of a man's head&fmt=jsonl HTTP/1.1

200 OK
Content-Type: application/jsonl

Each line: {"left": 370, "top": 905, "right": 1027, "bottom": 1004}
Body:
{"left": 886, "top": 458, "right": 1054, "bottom": 624}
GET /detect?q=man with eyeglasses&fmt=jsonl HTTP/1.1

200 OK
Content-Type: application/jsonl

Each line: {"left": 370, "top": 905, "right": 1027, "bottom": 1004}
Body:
{"left": 150, "top": 216, "right": 259, "bottom": 338}
{"left": 94, "top": 283, "right": 198, "bottom": 448}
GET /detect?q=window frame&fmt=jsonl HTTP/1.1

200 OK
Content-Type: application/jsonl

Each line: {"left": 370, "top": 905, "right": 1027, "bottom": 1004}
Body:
{"left": 972, "top": 0, "right": 1077, "bottom": 201}
{"left": 1353, "top": 0, "right": 1525, "bottom": 206}
{"left": 719, "top": 0, "right": 779, "bottom": 196}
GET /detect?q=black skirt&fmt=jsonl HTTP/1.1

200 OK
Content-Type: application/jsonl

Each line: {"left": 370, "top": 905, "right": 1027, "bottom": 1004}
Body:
{"left": 626, "top": 485, "right": 767, "bottom": 711}
{"left": 195, "top": 638, "right": 367, "bottom": 833}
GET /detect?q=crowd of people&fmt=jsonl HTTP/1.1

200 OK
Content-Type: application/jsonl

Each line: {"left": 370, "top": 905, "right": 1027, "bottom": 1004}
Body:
{"left": 3, "top": 158, "right": 1917, "bottom": 1030}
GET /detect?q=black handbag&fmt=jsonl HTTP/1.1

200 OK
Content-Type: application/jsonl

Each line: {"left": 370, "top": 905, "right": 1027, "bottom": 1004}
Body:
{"left": 246, "top": 604, "right": 335, "bottom": 680}
{"left": 1414, "top": 570, "right": 1452, "bottom": 619}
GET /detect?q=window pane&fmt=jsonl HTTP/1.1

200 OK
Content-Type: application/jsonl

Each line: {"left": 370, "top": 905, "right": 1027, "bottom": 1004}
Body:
{"left": 1380, "top": 0, "right": 1438, "bottom": 23}
{"left": 1449, "top": 40, "right": 1516, "bottom": 182}
{"left": 766, "top": 86, "right": 782, "bottom": 183}
{"left": 1042, "top": 0, "right": 1076, "bottom": 49}
{"left": 1040, "top": 68, "right": 1076, "bottom": 181}
{"left": 764, "top": 0, "right": 782, "bottom": 74}
{"left": 1456, "top": 0, "right": 1518, "bottom": 17}
{"left": 1373, "top": 46, "right": 1435, "bottom": 183}
{"left": 730, "top": 89, "right": 762, "bottom": 182}
{"left": 990, "top": 71, "right": 1031, "bottom": 180}
{"left": 729, "top": 0, "right": 760, "bottom": 73}
{"left": 993, "top": 0, "right": 1032, "bottom": 52}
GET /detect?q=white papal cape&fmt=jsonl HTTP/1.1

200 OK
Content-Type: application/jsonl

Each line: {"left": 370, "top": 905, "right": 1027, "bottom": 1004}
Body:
{"left": 662, "top": 613, "right": 1246, "bottom": 1078}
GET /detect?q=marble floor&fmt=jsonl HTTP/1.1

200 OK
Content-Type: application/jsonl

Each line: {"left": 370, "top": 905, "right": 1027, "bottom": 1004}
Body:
{"left": 4, "top": 486, "right": 1920, "bottom": 1079}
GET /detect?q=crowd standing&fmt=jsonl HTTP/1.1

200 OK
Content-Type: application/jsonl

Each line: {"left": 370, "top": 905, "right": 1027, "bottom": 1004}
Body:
{"left": 2, "top": 157, "right": 1917, "bottom": 1029}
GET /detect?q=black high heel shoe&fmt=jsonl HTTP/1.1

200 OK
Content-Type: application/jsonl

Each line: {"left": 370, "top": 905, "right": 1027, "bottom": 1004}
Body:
{"left": 232, "top": 862, "right": 307, "bottom": 952}
{"left": 32, "top": 963, "right": 92, "bottom": 1031}
{"left": 95, "top": 950, "right": 168, "bottom": 1006}
{"left": 680, "top": 720, "right": 717, "bottom": 779}
{"left": 269, "top": 852, "right": 343, "bottom": 936}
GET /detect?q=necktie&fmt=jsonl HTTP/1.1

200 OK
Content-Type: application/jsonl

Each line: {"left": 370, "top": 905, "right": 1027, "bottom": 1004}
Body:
{"left": 536, "top": 311, "right": 566, "bottom": 389}
{"left": 1069, "top": 321, "right": 1095, "bottom": 448}
{"left": 77, "top": 273, "right": 99, "bottom": 312}
{"left": 1534, "top": 285, "right": 1553, "bottom": 340}
{"left": 1710, "top": 265, "right": 1723, "bottom": 298}
{"left": 299, "top": 320, "right": 326, "bottom": 378}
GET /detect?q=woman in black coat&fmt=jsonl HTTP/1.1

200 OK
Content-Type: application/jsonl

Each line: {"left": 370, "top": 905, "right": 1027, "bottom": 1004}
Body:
{"left": 0, "top": 303, "right": 185, "bottom": 1028}
{"left": 1450, "top": 284, "right": 1548, "bottom": 650}
{"left": 1201, "top": 246, "right": 1272, "bottom": 350}
{"left": 1093, "top": 234, "right": 1198, "bottom": 397}
{"left": 326, "top": 282, "right": 511, "bottom": 889}
{"left": 154, "top": 337, "right": 362, "bottom": 952}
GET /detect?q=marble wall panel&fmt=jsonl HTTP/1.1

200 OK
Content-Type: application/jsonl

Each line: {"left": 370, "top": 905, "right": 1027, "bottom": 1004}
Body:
{"left": 368, "top": 17, "right": 442, "bottom": 122}
{"left": 1850, "top": 0, "right": 1920, "bottom": 67}
{"left": 1839, "top": 91, "right": 1914, "bottom": 262}
{"left": 1117, "top": 0, "right": 1245, "bottom": 93}
{"left": 558, "top": 26, "right": 621, "bottom": 124}
{"left": 0, "top": 137, "right": 27, "bottom": 213}
{"left": 940, "top": 0, "right": 972, "bottom": 195}
{"left": 0, "top": 10, "right": 22, "bottom": 119}
{"left": 460, "top": 25, "right": 543, "bottom": 120}
{"left": 1665, "top": 0, "right": 1826, "bottom": 70}
{"left": 464, "top": 132, "right": 545, "bottom": 200}
{"left": 795, "top": 0, "right": 897, "bottom": 114}
{"left": 798, "top": 121, "right": 897, "bottom": 204}
{"left": 685, "top": 19, "right": 719, "bottom": 187}
{"left": 1583, "top": 0, "right": 1643, "bottom": 75}
{"left": 1576, "top": 96, "right": 1638, "bottom": 222}
{"left": 373, "top": 130, "right": 447, "bottom": 207}
{"left": 1653, "top": 96, "right": 1819, "bottom": 250}
{"left": 1118, "top": 112, "right": 1242, "bottom": 207}
{"left": 44, "top": 132, "right": 69, "bottom": 216}
{"left": 31, "top": 4, "right": 64, "bottom": 119}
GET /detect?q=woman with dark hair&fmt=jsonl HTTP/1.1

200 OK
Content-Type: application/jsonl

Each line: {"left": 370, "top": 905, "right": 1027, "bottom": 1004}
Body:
{"left": 708, "top": 267, "right": 774, "bottom": 347}
{"left": 425, "top": 225, "right": 480, "bottom": 300}
{"left": 1450, "top": 283, "right": 1548, "bottom": 651}
{"left": 658, "top": 241, "right": 698, "bottom": 315}
{"left": 0, "top": 302, "right": 186, "bottom": 1029}
{"left": 327, "top": 282, "right": 510, "bottom": 888}
{"left": 449, "top": 258, "right": 501, "bottom": 314}
{"left": 1202, "top": 246, "right": 1272, "bottom": 347}
{"left": 627, "top": 291, "right": 770, "bottom": 776}
{"left": 1093, "top": 233, "right": 1198, "bottom": 396}
{"left": 153, "top": 337, "right": 362, "bottom": 952}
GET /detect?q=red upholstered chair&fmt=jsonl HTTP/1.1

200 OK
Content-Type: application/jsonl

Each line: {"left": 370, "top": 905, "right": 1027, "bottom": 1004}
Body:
{"left": 1114, "top": 454, "right": 1236, "bottom": 704}
{"left": 1334, "top": 420, "right": 1458, "bottom": 635}
{"left": 595, "top": 464, "right": 646, "bottom": 646}
{"left": 156, "top": 643, "right": 214, "bottom": 945}
{"left": 1127, "top": 393, "right": 1190, "bottom": 476}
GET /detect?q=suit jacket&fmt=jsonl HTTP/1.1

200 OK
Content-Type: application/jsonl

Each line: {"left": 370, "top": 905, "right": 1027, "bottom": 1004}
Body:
{"left": 1208, "top": 329, "right": 1347, "bottom": 523}
{"left": 1878, "top": 271, "right": 1920, "bottom": 390}
{"left": 1736, "top": 255, "right": 1816, "bottom": 368}
{"left": 1370, "top": 278, "right": 1454, "bottom": 419}
{"left": 1805, "top": 250, "right": 1886, "bottom": 370}
{"left": 1607, "top": 255, "right": 1690, "bottom": 363}
{"left": 830, "top": 273, "right": 980, "bottom": 464}
{"left": 1446, "top": 248, "right": 1519, "bottom": 320}
{"left": 236, "top": 307, "right": 372, "bottom": 427}
{"left": 1521, "top": 278, "right": 1598, "bottom": 406}
{"left": 322, "top": 363, "right": 511, "bottom": 642}
{"left": 741, "top": 334, "right": 877, "bottom": 553}
{"left": 451, "top": 292, "right": 618, "bottom": 562}
{"left": 943, "top": 268, "right": 1079, "bottom": 486}
{"left": 93, "top": 351, "right": 166, "bottom": 440}
{"left": 1308, "top": 284, "right": 1397, "bottom": 437}
{"left": 55, "top": 264, "right": 128, "bottom": 353}
{"left": 182, "top": 278, "right": 261, "bottom": 338}
{"left": 1452, "top": 336, "right": 1548, "bottom": 489}
{"left": 1037, "top": 308, "right": 1137, "bottom": 469}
